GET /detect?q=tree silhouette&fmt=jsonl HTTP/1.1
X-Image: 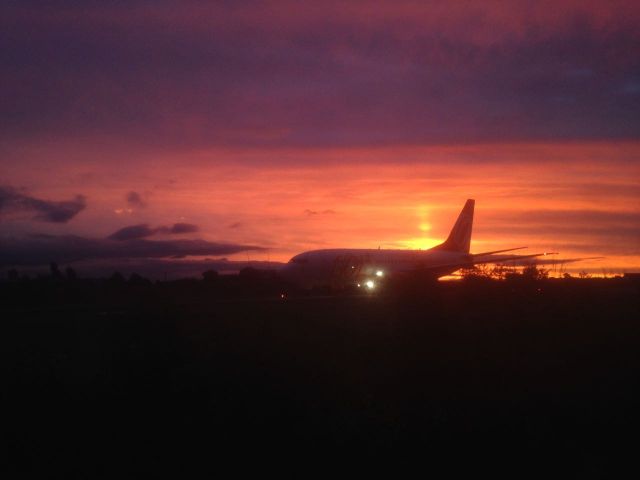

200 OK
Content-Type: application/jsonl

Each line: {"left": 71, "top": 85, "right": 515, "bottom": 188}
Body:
{"left": 489, "top": 263, "right": 517, "bottom": 280}
{"left": 460, "top": 264, "right": 492, "bottom": 280}
{"left": 109, "top": 271, "right": 125, "bottom": 284}
{"left": 202, "top": 270, "right": 219, "bottom": 282}
{"left": 65, "top": 267, "right": 77, "bottom": 281}
{"left": 521, "top": 264, "right": 549, "bottom": 280}
{"left": 129, "top": 273, "right": 150, "bottom": 285}
{"left": 50, "top": 262, "right": 63, "bottom": 280}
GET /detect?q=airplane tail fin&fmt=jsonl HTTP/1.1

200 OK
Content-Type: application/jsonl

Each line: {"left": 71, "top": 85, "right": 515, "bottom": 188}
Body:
{"left": 433, "top": 199, "right": 474, "bottom": 253}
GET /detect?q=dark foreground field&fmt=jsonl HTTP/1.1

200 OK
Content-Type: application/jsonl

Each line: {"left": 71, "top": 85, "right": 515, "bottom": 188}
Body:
{"left": 2, "top": 277, "right": 639, "bottom": 476}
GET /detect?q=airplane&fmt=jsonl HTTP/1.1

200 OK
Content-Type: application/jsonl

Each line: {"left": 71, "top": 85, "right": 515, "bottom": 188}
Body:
{"left": 279, "top": 199, "right": 561, "bottom": 290}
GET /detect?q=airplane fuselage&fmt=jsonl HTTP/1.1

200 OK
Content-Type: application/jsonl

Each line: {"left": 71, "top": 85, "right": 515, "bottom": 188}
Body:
{"left": 280, "top": 248, "right": 470, "bottom": 289}
{"left": 278, "top": 200, "right": 569, "bottom": 290}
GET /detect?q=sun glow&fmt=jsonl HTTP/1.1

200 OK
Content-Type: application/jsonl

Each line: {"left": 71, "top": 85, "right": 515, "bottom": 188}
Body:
{"left": 4, "top": 142, "right": 637, "bottom": 273}
{"left": 401, "top": 237, "right": 442, "bottom": 250}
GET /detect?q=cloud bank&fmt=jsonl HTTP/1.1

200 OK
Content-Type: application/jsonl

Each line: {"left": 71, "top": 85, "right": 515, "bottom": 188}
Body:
{"left": 2, "top": 1, "right": 638, "bottom": 148}
{"left": 108, "top": 223, "right": 200, "bottom": 241}
{"left": 0, "top": 186, "right": 86, "bottom": 223}
{"left": 0, "top": 234, "right": 264, "bottom": 266}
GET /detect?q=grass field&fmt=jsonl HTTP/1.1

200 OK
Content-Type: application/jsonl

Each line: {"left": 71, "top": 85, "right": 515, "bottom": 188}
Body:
{"left": 2, "top": 277, "right": 638, "bottom": 476}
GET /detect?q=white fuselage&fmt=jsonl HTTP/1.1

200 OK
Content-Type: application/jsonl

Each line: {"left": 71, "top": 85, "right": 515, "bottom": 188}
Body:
{"left": 279, "top": 248, "right": 470, "bottom": 289}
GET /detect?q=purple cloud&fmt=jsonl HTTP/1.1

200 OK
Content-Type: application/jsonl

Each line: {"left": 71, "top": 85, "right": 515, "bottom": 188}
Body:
{"left": 109, "top": 222, "right": 200, "bottom": 240}
{"left": 108, "top": 224, "right": 156, "bottom": 241}
{"left": 0, "top": 186, "right": 86, "bottom": 223}
{"left": 168, "top": 223, "right": 198, "bottom": 234}
{"left": 126, "top": 191, "right": 146, "bottom": 208}
{"left": 1, "top": 1, "right": 638, "bottom": 149}
{"left": 0, "top": 234, "right": 265, "bottom": 266}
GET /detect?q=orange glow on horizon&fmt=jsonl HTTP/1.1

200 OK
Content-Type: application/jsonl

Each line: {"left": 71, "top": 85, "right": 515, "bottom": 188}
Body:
{"left": 2, "top": 141, "right": 639, "bottom": 274}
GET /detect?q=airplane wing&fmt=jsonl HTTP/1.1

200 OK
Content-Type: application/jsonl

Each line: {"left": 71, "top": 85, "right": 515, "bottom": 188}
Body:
{"left": 471, "top": 247, "right": 528, "bottom": 257}
{"left": 508, "top": 256, "right": 604, "bottom": 266}
{"left": 472, "top": 252, "right": 558, "bottom": 265}
{"left": 393, "top": 252, "right": 558, "bottom": 274}
{"left": 416, "top": 253, "right": 604, "bottom": 274}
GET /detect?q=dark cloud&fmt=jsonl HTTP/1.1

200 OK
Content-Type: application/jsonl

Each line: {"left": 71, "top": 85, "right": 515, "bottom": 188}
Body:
{"left": 228, "top": 222, "right": 243, "bottom": 229}
{"left": 0, "top": 186, "right": 86, "bottom": 223}
{"left": 168, "top": 222, "right": 198, "bottom": 234}
{"left": 108, "top": 222, "right": 200, "bottom": 240}
{"left": 126, "top": 191, "right": 146, "bottom": 208}
{"left": 0, "top": 234, "right": 265, "bottom": 266}
{"left": 1, "top": 1, "right": 638, "bottom": 148}
{"left": 8, "top": 257, "right": 285, "bottom": 281}
{"left": 108, "top": 224, "right": 155, "bottom": 241}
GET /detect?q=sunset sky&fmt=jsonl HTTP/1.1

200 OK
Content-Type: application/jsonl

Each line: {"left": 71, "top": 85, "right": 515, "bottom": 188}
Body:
{"left": 1, "top": 0, "right": 639, "bottom": 277}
